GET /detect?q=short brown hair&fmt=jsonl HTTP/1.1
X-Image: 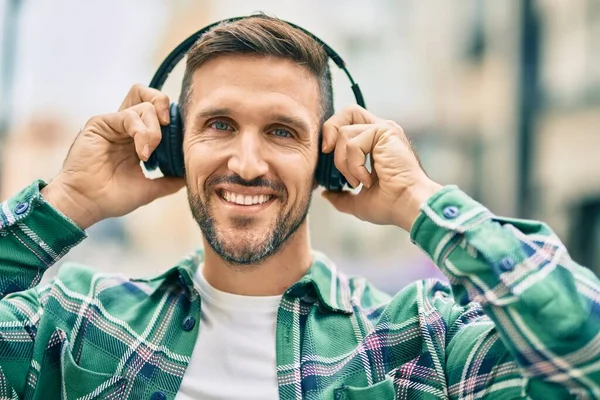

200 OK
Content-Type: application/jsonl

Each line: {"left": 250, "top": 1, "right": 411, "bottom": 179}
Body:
{"left": 178, "top": 14, "right": 333, "bottom": 127}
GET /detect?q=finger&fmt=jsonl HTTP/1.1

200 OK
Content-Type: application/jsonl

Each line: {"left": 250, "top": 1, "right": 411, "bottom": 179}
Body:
{"left": 338, "top": 124, "right": 373, "bottom": 139}
{"left": 321, "top": 190, "right": 358, "bottom": 216}
{"left": 132, "top": 102, "right": 162, "bottom": 160}
{"left": 333, "top": 124, "right": 372, "bottom": 188}
{"left": 346, "top": 126, "right": 379, "bottom": 188}
{"left": 119, "top": 84, "right": 171, "bottom": 125}
{"left": 100, "top": 103, "right": 161, "bottom": 161}
{"left": 321, "top": 105, "right": 381, "bottom": 152}
{"left": 332, "top": 125, "right": 369, "bottom": 188}
{"left": 335, "top": 126, "right": 376, "bottom": 188}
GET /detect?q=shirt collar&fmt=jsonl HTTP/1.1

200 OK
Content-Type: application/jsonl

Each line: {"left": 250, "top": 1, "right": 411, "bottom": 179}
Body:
{"left": 285, "top": 250, "right": 353, "bottom": 314}
{"left": 131, "top": 251, "right": 200, "bottom": 293}
{"left": 134, "top": 249, "right": 353, "bottom": 315}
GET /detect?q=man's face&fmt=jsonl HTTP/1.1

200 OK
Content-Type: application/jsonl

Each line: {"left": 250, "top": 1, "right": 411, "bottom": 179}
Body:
{"left": 182, "top": 54, "right": 321, "bottom": 265}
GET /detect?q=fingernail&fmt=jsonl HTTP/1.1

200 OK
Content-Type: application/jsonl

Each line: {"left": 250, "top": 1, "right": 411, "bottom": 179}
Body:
{"left": 163, "top": 110, "right": 170, "bottom": 124}
{"left": 142, "top": 144, "right": 150, "bottom": 160}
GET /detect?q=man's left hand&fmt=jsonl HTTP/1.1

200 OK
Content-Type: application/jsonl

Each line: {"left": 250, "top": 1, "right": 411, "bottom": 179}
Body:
{"left": 321, "top": 105, "right": 443, "bottom": 232}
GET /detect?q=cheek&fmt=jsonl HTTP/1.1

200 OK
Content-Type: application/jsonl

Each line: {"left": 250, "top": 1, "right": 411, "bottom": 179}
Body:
{"left": 272, "top": 148, "right": 317, "bottom": 196}
{"left": 184, "top": 141, "right": 230, "bottom": 188}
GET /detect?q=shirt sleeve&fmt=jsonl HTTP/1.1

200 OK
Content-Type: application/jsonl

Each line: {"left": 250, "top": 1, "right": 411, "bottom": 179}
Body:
{"left": 410, "top": 185, "right": 600, "bottom": 399}
{"left": 0, "top": 180, "right": 86, "bottom": 396}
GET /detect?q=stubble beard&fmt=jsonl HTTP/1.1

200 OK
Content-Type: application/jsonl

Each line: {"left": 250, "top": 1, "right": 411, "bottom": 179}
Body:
{"left": 187, "top": 176, "right": 312, "bottom": 267}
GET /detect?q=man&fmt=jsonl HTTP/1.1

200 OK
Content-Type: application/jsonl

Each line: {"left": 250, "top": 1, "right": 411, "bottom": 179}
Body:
{"left": 0, "top": 15, "right": 599, "bottom": 400}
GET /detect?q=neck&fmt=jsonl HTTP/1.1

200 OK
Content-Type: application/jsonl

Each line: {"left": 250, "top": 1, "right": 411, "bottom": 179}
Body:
{"left": 201, "top": 221, "right": 313, "bottom": 296}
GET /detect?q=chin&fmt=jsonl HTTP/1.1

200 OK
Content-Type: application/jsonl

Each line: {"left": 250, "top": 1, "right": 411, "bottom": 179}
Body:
{"left": 221, "top": 225, "right": 269, "bottom": 244}
{"left": 208, "top": 226, "right": 271, "bottom": 262}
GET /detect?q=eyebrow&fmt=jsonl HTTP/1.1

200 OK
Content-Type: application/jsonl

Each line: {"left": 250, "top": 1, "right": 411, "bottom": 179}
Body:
{"left": 193, "top": 107, "right": 313, "bottom": 134}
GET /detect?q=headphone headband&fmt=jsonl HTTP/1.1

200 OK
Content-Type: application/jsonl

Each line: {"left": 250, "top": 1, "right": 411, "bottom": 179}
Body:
{"left": 149, "top": 15, "right": 365, "bottom": 108}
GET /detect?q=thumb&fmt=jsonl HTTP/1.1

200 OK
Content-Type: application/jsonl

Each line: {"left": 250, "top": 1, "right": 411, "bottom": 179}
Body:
{"left": 321, "top": 190, "right": 357, "bottom": 216}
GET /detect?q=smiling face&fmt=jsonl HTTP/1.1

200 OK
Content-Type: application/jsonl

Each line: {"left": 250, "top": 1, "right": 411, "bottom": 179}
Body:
{"left": 182, "top": 54, "right": 322, "bottom": 265}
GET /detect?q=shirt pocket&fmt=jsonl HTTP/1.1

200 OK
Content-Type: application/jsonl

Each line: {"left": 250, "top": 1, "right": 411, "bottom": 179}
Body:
{"left": 37, "top": 328, "right": 128, "bottom": 399}
{"left": 334, "top": 376, "right": 396, "bottom": 400}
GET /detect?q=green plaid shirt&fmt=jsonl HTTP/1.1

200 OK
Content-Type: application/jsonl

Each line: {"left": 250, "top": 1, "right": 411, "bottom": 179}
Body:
{"left": 1, "top": 180, "right": 599, "bottom": 400}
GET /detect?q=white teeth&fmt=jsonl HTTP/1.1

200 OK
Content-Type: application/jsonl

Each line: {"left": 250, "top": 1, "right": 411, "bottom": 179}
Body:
{"left": 221, "top": 191, "right": 272, "bottom": 206}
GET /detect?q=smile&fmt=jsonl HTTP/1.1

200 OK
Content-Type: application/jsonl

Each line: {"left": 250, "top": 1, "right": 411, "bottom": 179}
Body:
{"left": 219, "top": 190, "right": 273, "bottom": 206}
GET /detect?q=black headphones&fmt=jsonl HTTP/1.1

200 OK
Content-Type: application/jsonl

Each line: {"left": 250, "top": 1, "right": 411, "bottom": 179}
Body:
{"left": 144, "top": 15, "right": 366, "bottom": 192}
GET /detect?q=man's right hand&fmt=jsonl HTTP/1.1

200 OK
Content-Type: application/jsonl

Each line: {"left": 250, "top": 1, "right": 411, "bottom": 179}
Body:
{"left": 41, "top": 85, "right": 185, "bottom": 230}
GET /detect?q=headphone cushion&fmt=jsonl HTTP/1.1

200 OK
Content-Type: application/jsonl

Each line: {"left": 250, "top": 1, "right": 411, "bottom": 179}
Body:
{"left": 165, "top": 103, "right": 185, "bottom": 177}
{"left": 144, "top": 103, "right": 185, "bottom": 177}
{"left": 315, "top": 134, "right": 347, "bottom": 191}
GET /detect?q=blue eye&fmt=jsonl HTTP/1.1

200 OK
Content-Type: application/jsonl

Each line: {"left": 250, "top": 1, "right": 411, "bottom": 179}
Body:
{"left": 271, "top": 128, "right": 292, "bottom": 138}
{"left": 210, "top": 121, "right": 232, "bottom": 131}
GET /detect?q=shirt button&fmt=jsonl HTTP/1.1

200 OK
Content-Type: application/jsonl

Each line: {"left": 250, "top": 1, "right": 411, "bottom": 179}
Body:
{"left": 498, "top": 256, "right": 516, "bottom": 272}
{"left": 14, "top": 202, "right": 29, "bottom": 215}
{"left": 182, "top": 316, "right": 196, "bottom": 331}
{"left": 150, "top": 391, "right": 166, "bottom": 400}
{"left": 442, "top": 205, "right": 460, "bottom": 219}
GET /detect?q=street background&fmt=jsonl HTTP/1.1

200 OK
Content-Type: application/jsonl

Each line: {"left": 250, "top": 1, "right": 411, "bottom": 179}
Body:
{"left": 1, "top": 0, "right": 599, "bottom": 294}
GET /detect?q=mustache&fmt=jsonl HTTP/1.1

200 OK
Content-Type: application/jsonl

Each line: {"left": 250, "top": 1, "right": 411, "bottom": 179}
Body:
{"left": 205, "top": 174, "right": 286, "bottom": 195}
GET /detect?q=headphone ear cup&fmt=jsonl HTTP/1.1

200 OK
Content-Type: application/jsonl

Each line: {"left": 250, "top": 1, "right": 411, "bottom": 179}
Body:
{"left": 165, "top": 103, "right": 185, "bottom": 177}
{"left": 316, "top": 134, "right": 347, "bottom": 191}
{"left": 143, "top": 103, "right": 185, "bottom": 177}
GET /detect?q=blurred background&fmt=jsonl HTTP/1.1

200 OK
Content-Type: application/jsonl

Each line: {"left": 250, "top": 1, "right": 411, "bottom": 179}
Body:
{"left": 0, "top": 0, "right": 599, "bottom": 294}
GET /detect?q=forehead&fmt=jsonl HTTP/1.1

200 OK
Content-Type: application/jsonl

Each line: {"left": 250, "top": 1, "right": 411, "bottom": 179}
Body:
{"left": 188, "top": 54, "right": 321, "bottom": 126}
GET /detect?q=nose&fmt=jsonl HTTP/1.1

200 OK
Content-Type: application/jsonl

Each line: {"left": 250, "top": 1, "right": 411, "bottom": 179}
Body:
{"left": 227, "top": 130, "right": 269, "bottom": 181}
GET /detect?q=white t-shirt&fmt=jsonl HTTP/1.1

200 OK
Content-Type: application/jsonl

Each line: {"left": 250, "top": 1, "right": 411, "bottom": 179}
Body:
{"left": 175, "top": 269, "right": 282, "bottom": 400}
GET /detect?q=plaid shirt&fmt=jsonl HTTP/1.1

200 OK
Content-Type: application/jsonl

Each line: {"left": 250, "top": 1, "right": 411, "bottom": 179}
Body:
{"left": 1, "top": 180, "right": 599, "bottom": 400}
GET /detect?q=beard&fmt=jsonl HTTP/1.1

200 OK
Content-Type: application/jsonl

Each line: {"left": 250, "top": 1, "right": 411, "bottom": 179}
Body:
{"left": 187, "top": 174, "right": 312, "bottom": 266}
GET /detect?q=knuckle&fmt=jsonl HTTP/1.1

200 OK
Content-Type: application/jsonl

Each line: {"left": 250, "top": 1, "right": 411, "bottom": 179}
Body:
{"left": 140, "top": 101, "right": 155, "bottom": 112}
{"left": 127, "top": 84, "right": 147, "bottom": 102}
{"left": 132, "top": 127, "right": 149, "bottom": 138}
{"left": 345, "top": 104, "right": 363, "bottom": 113}
{"left": 386, "top": 120, "right": 404, "bottom": 133}
{"left": 148, "top": 130, "right": 162, "bottom": 145}
{"left": 85, "top": 115, "right": 103, "bottom": 127}
{"left": 131, "top": 83, "right": 144, "bottom": 93}
{"left": 321, "top": 119, "right": 336, "bottom": 131}
{"left": 381, "top": 129, "right": 397, "bottom": 141}
{"left": 346, "top": 138, "right": 358, "bottom": 150}
{"left": 154, "top": 91, "right": 169, "bottom": 104}
{"left": 123, "top": 109, "right": 138, "bottom": 120}
{"left": 85, "top": 114, "right": 112, "bottom": 132}
{"left": 338, "top": 125, "right": 351, "bottom": 137}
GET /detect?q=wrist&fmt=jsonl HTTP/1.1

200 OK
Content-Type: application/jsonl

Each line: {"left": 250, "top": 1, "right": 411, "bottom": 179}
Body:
{"left": 392, "top": 178, "right": 444, "bottom": 231}
{"left": 40, "top": 179, "right": 99, "bottom": 230}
